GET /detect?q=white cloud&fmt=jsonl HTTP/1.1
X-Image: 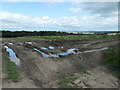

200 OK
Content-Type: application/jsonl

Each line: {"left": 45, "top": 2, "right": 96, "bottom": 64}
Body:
{"left": 70, "top": 2, "right": 118, "bottom": 17}
{"left": 0, "top": 11, "right": 118, "bottom": 31}
{"left": 41, "top": 16, "right": 49, "bottom": 20}
{"left": 68, "top": 8, "right": 81, "bottom": 13}
{"left": 1, "top": 11, "right": 29, "bottom": 21}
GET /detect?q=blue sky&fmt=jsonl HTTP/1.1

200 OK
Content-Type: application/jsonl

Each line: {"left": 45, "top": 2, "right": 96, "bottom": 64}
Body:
{"left": 0, "top": 2, "right": 118, "bottom": 32}
{"left": 2, "top": 2, "right": 77, "bottom": 17}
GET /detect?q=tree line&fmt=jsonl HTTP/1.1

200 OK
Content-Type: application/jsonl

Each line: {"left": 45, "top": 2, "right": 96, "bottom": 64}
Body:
{"left": 1, "top": 30, "right": 119, "bottom": 38}
{"left": 1, "top": 30, "right": 79, "bottom": 37}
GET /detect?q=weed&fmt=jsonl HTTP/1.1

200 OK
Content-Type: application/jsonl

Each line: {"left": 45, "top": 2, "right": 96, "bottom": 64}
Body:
{"left": 58, "top": 74, "right": 77, "bottom": 88}
{"left": 80, "top": 70, "right": 90, "bottom": 75}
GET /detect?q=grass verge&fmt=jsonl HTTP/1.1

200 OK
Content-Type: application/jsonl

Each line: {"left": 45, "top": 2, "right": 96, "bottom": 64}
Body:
{"left": 102, "top": 45, "right": 120, "bottom": 79}
{"left": 5, "top": 60, "right": 19, "bottom": 82}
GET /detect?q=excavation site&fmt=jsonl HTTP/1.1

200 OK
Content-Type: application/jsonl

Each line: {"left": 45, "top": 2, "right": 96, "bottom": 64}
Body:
{"left": 2, "top": 37, "right": 120, "bottom": 88}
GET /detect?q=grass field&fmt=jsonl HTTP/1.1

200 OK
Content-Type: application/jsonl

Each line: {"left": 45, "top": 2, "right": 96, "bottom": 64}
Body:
{"left": 26, "top": 34, "right": 120, "bottom": 40}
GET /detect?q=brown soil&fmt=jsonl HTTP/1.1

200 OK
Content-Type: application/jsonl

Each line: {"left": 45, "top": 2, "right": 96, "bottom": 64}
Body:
{"left": 2, "top": 38, "right": 119, "bottom": 88}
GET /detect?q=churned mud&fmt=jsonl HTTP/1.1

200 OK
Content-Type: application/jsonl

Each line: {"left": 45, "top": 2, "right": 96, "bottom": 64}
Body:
{"left": 2, "top": 38, "right": 119, "bottom": 88}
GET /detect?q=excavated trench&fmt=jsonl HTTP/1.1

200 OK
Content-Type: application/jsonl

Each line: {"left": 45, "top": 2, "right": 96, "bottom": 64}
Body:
{"left": 3, "top": 42, "right": 109, "bottom": 59}
{"left": 4, "top": 45, "right": 21, "bottom": 66}
{"left": 2, "top": 39, "right": 119, "bottom": 88}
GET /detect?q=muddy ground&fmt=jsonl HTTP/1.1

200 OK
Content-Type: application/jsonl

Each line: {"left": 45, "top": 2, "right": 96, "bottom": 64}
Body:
{"left": 2, "top": 38, "right": 120, "bottom": 88}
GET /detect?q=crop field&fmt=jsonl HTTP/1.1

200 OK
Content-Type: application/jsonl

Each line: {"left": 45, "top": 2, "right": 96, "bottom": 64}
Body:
{"left": 1, "top": 35, "right": 120, "bottom": 88}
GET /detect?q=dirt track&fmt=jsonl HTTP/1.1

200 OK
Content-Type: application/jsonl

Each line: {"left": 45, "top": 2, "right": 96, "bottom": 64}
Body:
{"left": 2, "top": 38, "right": 120, "bottom": 88}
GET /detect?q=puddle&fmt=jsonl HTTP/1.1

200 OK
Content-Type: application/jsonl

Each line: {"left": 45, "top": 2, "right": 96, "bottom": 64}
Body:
{"left": 8, "top": 42, "right": 13, "bottom": 45}
{"left": 49, "top": 53, "right": 59, "bottom": 58}
{"left": 41, "top": 46, "right": 64, "bottom": 50}
{"left": 58, "top": 46, "right": 64, "bottom": 49}
{"left": 83, "top": 43, "right": 91, "bottom": 46}
{"left": 34, "top": 48, "right": 59, "bottom": 58}
{"left": 48, "top": 46, "right": 55, "bottom": 49}
{"left": 59, "top": 48, "right": 78, "bottom": 56}
{"left": 83, "top": 47, "right": 108, "bottom": 53}
{"left": 41, "top": 47, "right": 48, "bottom": 50}
{"left": 18, "top": 42, "right": 23, "bottom": 45}
{"left": 50, "top": 46, "right": 64, "bottom": 49}
{"left": 4, "top": 46, "right": 21, "bottom": 66}
{"left": 76, "top": 51, "right": 82, "bottom": 55}
{"left": 49, "top": 46, "right": 64, "bottom": 49}
{"left": 16, "top": 42, "right": 35, "bottom": 45}
{"left": 25, "top": 42, "right": 36, "bottom": 44}
{"left": 3, "top": 42, "right": 13, "bottom": 45}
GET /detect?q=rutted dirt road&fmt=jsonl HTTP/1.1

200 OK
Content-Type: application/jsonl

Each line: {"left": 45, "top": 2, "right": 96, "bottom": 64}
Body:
{"left": 2, "top": 38, "right": 120, "bottom": 88}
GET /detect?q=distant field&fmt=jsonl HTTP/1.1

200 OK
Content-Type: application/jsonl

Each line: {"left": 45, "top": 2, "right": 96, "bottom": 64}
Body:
{"left": 26, "top": 34, "right": 120, "bottom": 40}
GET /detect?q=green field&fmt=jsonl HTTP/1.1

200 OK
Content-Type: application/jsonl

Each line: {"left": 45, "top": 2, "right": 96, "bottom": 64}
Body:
{"left": 27, "top": 34, "right": 120, "bottom": 40}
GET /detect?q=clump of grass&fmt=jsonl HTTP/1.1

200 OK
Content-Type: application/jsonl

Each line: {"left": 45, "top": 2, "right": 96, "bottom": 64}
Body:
{"left": 58, "top": 74, "right": 77, "bottom": 88}
{"left": 80, "top": 70, "right": 90, "bottom": 75}
{"left": 81, "top": 80, "right": 91, "bottom": 87}
{"left": 58, "top": 72, "right": 92, "bottom": 88}
{"left": 5, "top": 61, "right": 19, "bottom": 82}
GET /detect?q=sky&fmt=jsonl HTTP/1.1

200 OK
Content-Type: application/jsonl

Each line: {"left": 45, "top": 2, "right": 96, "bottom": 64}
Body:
{"left": 0, "top": 1, "right": 118, "bottom": 32}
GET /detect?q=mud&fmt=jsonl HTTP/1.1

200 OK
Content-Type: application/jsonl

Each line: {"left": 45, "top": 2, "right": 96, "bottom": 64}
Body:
{"left": 2, "top": 38, "right": 120, "bottom": 88}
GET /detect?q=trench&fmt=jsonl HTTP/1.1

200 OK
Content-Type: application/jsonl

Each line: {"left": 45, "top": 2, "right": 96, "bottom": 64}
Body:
{"left": 34, "top": 48, "right": 59, "bottom": 58}
{"left": 41, "top": 46, "right": 64, "bottom": 50}
{"left": 83, "top": 43, "right": 91, "bottom": 46}
{"left": 34, "top": 47, "right": 80, "bottom": 58}
{"left": 83, "top": 47, "right": 108, "bottom": 53}
{"left": 3, "top": 42, "right": 109, "bottom": 59}
{"left": 34, "top": 46, "right": 109, "bottom": 58}
{"left": 4, "top": 45, "right": 21, "bottom": 66}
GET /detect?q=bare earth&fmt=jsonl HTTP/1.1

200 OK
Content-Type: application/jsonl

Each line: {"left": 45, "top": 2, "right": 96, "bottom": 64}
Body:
{"left": 2, "top": 38, "right": 120, "bottom": 88}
